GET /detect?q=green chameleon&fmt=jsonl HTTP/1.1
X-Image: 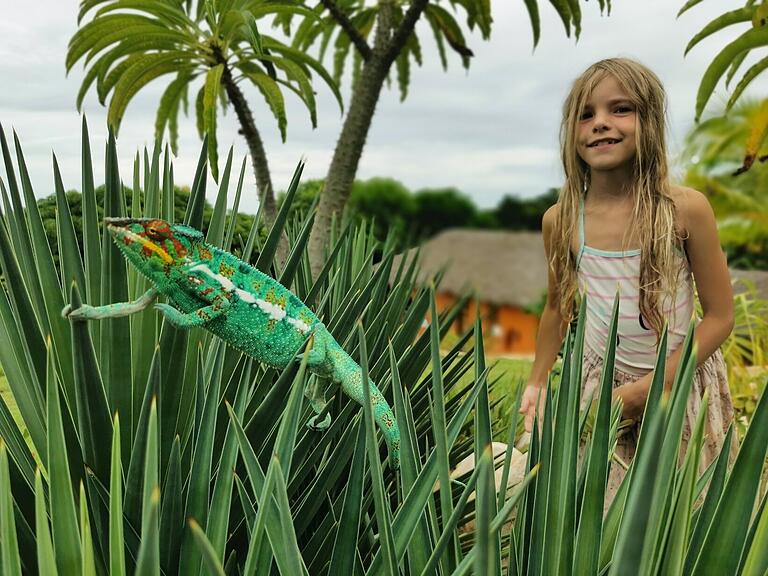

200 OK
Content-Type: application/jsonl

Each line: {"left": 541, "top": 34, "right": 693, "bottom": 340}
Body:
{"left": 63, "top": 217, "right": 400, "bottom": 470}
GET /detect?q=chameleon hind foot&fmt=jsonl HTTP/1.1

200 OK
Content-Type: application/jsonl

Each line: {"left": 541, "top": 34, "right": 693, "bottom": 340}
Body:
{"left": 304, "top": 375, "right": 333, "bottom": 431}
{"left": 306, "top": 412, "right": 332, "bottom": 431}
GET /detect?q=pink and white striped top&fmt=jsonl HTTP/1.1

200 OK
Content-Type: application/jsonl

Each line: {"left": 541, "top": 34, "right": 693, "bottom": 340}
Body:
{"left": 576, "top": 198, "right": 696, "bottom": 376}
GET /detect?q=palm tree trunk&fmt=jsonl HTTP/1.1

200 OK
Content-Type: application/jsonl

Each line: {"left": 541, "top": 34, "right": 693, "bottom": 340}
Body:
{"left": 214, "top": 49, "right": 280, "bottom": 237}
{"left": 309, "top": 0, "right": 426, "bottom": 271}
{"left": 309, "top": 60, "right": 390, "bottom": 267}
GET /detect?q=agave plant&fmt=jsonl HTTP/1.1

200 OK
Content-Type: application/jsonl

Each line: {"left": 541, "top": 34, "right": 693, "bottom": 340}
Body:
{"left": 0, "top": 123, "right": 767, "bottom": 575}
{"left": 0, "top": 121, "right": 537, "bottom": 574}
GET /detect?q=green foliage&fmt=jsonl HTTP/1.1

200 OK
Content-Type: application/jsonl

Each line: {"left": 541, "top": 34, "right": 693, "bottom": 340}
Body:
{"left": 68, "top": 0, "right": 341, "bottom": 180}
{"left": 681, "top": 0, "right": 768, "bottom": 175}
{"left": 289, "top": 0, "right": 605, "bottom": 98}
{"left": 681, "top": 98, "right": 768, "bottom": 269}
{"left": 411, "top": 187, "right": 477, "bottom": 239}
{"left": 716, "top": 278, "right": 768, "bottom": 439}
{"left": 350, "top": 177, "right": 417, "bottom": 241}
{"left": 2, "top": 128, "right": 766, "bottom": 575}
{"left": 680, "top": 0, "right": 768, "bottom": 119}
{"left": 495, "top": 188, "right": 559, "bottom": 230}
{"left": 277, "top": 178, "right": 323, "bottom": 216}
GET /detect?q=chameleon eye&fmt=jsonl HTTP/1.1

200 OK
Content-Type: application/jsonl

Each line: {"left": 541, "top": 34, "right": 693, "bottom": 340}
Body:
{"left": 145, "top": 220, "right": 170, "bottom": 240}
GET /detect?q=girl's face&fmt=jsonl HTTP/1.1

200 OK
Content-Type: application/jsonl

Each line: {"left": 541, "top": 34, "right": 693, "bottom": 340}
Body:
{"left": 576, "top": 75, "right": 637, "bottom": 173}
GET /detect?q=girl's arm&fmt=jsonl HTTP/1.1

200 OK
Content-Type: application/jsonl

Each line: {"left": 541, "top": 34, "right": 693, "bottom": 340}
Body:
{"left": 520, "top": 204, "right": 569, "bottom": 431}
{"left": 615, "top": 188, "right": 734, "bottom": 419}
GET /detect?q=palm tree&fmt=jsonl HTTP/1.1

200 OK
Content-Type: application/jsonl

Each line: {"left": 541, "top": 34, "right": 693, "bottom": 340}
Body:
{"left": 299, "top": 0, "right": 612, "bottom": 270}
{"left": 680, "top": 0, "right": 768, "bottom": 173}
{"left": 67, "top": 0, "right": 342, "bottom": 228}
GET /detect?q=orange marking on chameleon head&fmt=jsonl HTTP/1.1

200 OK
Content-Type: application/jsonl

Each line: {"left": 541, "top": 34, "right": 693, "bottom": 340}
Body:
{"left": 138, "top": 239, "right": 173, "bottom": 264}
{"left": 170, "top": 237, "right": 187, "bottom": 259}
{"left": 145, "top": 219, "right": 171, "bottom": 240}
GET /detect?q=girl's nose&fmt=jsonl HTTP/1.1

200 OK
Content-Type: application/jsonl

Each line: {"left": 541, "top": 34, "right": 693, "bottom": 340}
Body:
{"left": 592, "top": 110, "right": 611, "bottom": 131}
{"left": 592, "top": 119, "right": 610, "bottom": 132}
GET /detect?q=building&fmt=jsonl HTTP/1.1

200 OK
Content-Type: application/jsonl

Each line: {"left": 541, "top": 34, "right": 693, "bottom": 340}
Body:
{"left": 392, "top": 229, "right": 549, "bottom": 357}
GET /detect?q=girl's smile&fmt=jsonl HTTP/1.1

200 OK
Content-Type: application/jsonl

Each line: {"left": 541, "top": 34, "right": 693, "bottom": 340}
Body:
{"left": 588, "top": 139, "right": 623, "bottom": 150}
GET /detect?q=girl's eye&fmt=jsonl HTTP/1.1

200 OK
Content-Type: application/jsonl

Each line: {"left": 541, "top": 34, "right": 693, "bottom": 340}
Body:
{"left": 579, "top": 111, "right": 593, "bottom": 121}
{"left": 615, "top": 105, "right": 633, "bottom": 114}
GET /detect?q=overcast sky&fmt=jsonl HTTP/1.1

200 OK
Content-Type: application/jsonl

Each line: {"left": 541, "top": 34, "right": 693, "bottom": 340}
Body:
{"left": 1, "top": 0, "right": 766, "bottom": 212}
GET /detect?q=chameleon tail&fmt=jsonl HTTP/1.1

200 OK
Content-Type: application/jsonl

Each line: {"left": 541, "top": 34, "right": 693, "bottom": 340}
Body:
{"left": 371, "top": 387, "right": 401, "bottom": 471}
{"left": 341, "top": 371, "right": 401, "bottom": 470}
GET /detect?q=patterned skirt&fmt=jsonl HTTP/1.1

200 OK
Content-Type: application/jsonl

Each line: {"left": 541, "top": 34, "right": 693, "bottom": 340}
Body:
{"left": 580, "top": 345, "right": 738, "bottom": 511}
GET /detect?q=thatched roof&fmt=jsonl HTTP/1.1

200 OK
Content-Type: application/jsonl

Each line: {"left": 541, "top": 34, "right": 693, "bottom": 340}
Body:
{"left": 391, "top": 229, "right": 548, "bottom": 308}
{"left": 731, "top": 269, "right": 768, "bottom": 300}
{"left": 389, "top": 229, "right": 768, "bottom": 308}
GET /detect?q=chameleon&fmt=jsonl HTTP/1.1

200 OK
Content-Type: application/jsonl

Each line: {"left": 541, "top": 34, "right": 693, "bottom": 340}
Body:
{"left": 62, "top": 217, "right": 400, "bottom": 470}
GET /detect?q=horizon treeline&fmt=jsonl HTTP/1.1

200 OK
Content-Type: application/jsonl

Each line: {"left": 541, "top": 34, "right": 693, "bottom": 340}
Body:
{"left": 282, "top": 177, "right": 558, "bottom": 248}
{"left": 31, "top": 178, "right": 557, "bottom": 269}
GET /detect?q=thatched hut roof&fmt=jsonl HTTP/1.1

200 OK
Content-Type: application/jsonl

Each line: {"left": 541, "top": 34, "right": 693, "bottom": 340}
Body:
{"left": 390, "top": 229, "right": 768, "bottom": 308}
{"left": 391, "top": 229, "right": 548, "bottom": 308}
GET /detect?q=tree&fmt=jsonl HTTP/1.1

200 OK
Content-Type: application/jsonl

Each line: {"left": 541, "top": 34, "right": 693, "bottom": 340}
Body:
{"left": 681, "top": 98, "right": 768, "bottom": 269}
{"left": 350, "top": 177, "right": 416, "bottom": 239}
{"left": 300, "top": 0, "right": 612, "bottom": 270}
{"left": 412, "top": 186, "right": 476, "bottom": 238}
{"left": 680, "top": 0, "right": 768, "bottom": 174}
{"left": 67, "top": 0, "right": 342, "bottom": 227}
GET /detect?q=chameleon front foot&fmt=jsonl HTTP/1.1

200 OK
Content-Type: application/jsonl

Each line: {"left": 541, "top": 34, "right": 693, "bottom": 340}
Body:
{"left": 62, "top": 304, "right": 86, "bottom": 321}
{"left": 62, "top": 303, "right": 116, "bottom": 321}
{"left": 62, "top": 289, "right": 158, "bottom": 321}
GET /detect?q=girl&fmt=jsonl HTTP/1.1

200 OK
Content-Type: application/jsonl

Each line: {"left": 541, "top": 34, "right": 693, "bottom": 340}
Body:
{"left": 519, "top": 58, "right": 737, "bottom": 504}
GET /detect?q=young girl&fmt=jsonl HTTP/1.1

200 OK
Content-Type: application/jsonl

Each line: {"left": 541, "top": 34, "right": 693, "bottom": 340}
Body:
{"left": 519, "top": 57, "right": 737, "bottom": 504}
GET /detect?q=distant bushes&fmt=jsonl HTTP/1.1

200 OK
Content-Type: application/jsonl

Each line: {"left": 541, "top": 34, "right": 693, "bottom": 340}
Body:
{"left": 279, "top": 177, "right": 557, "bottom": 248}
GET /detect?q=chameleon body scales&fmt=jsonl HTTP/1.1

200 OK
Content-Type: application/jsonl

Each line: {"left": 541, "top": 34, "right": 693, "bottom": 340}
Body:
{"left": 63, "top": 218, "right": 400, "bottom": 469}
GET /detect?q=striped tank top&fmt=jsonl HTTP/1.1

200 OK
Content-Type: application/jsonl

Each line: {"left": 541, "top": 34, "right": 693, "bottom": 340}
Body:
{"left": 576, "top": 198, "right": 696, "bottom": 376}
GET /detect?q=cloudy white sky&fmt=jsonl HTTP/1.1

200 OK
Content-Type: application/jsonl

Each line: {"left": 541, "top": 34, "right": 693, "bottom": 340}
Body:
{"left": 1, "top": 0, "right": 766, "bottom": 212}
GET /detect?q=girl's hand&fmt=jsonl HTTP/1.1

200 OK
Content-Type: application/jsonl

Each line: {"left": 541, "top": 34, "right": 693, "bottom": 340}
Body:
{"left": 612, "top": 374, "right": 651, "bottom": 420}
{"left": 519, "top": 383, "right": 546, "bottom": 432}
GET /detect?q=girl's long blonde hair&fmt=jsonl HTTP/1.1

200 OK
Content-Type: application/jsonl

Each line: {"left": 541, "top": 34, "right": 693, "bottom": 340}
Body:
{"left": 552, "top": 57, "right": 684, "bottom": 340}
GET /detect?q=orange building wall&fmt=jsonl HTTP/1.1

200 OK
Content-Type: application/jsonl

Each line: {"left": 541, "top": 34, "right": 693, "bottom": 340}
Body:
{"left": 431, "top": 292, "right": 539, "bottom": 356}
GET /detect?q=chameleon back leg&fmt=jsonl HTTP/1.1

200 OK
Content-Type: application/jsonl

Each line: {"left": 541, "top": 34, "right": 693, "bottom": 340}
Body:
{"left": 308, "top": 327, "right": 401, "bottom": 470}
{"left": 304, "top": 375, "right": 332, "bottom": 431}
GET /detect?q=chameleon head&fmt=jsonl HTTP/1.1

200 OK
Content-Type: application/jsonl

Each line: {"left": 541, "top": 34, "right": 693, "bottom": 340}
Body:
{"left": 105, "top": 218, "right": 202, "bottom": 281}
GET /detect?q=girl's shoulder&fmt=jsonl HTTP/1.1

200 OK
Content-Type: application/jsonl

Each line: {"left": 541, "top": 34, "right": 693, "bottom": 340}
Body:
{"left": 542, "top": 202, "right": 560, "bottom": 227}
{"left": 669, "top": 185, "right": 712, "bottom": 240}
{"left": 542, "top": 202, "right": 563, "bottom": 255}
